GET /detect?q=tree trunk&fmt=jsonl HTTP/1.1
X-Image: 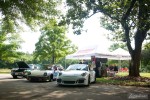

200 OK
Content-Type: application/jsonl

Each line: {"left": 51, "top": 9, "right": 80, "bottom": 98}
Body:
{"left": 129, "top": 30, "right": 143, "bottom": 77}
{"left": 126, "top": 0, "right": 149, "bottom": 77}
{"left": 52, "top": 52, "right": 55, "bottom": 64}
{"left": 129, "top": 50, "right": 141, "bottom": 77}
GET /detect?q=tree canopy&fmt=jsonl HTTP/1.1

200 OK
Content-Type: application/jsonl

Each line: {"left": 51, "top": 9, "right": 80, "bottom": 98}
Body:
{"left": 142, "top": 42, "right": 150, "bottom": 66}
{"left": 0, "top": 0, "right": 59, "bottom": 33}
{"left": 65, "top": 0, "right": 150, "bottom": 77}
{"left": 109, "top": 43, "right": 127, "bottom": 52}
{"left": 0, "top": 31, "right": 23, "bottom": 62}
{"left": 34, "top": 19, "right": 77, "bottom": 64}
{"left": 0, "top": 0, "right": 62, "bottom": 66}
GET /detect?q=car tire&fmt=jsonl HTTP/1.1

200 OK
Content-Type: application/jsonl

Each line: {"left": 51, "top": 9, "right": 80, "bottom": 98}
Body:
{"left": 13, "top": 75, "right": 17, "bottom": 79}
{"left": 86, "top": 75, "right": 90, "bottom": 86}
{"left": 27, "top": 77, "right": 33, "bottom": 82}
{"left": 57, "top": 84, "right": 62, "bottom": 87}
{"left": 48, "top": 74, "right": 53, "bottom": 82}
{"left": 93, "top": 76, "right": 96, "bottom": 83}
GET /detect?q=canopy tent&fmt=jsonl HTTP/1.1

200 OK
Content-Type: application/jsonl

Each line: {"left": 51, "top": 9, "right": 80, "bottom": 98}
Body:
{"left": 109, "top": 48, "right": 131, "bottom": 60}
{"left": 66, "top": 45, "right": 114, "bottom": 60}
{"left": 66, "top": 46, "right": 131, "bottom": 60}
{"left": 66, "top": 46, "right": 131, "bottom": 70}
{"left": 108, "top": 48, "right": 131, "bottom": 68}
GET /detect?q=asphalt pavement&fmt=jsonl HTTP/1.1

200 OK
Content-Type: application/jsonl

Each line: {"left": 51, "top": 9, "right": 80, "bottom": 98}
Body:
{"left": 0, "top": 74, "right": 149, "bottom": 100}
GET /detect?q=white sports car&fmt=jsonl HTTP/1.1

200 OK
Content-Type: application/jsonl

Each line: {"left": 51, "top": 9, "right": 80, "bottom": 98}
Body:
{"left": 26, "top": 65, "right": 61, "bottom": 82}
{"left": 57, "top": 64, "right": 96, "bottom": 86}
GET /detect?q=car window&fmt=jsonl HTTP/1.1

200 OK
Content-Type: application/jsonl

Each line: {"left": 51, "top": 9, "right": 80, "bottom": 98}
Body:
{"left": 66, "top": 64, "right": 88, "bottom": 71}
{"left": 38, "top": 65, "right": 46, "bottom": 70}
{"left": 28, "top": 64, "right": 41, "bottom": 70}
{"left": 28, "top": 64, "right": 35, "bottom": 69}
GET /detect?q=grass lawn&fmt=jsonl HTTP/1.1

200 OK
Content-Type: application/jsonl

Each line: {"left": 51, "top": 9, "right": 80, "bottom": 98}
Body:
{"left": 96, "top": 72, "right": 150, "bottom": 87}
{"left": 96, "top": 77, "right": 150, "bottom": 87}
{"left": 140, "top": 73, "right": 150, "bottom": 78}
{"left": 116, "top": 72, "right": 150, "bottom": 78}
{"left": 0, "top": 69, "right": 11, "bottom": 74}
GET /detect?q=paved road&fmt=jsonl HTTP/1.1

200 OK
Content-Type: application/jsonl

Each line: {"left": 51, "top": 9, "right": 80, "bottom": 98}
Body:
{"left": 0, "top": 74, "right": 149, "bottom": 100}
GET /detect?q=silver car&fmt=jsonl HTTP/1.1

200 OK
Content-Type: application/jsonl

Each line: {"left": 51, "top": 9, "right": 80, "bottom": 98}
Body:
{"left": 26, "top": 65, "right": 62, "bottom": 82}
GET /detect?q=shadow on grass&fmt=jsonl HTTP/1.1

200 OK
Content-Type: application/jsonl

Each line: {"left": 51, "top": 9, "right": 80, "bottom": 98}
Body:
{"left": 96, "top": 77, "right": 150, "bottom": 87}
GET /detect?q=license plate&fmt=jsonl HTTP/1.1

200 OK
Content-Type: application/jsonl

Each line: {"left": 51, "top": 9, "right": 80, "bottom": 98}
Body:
{"left": 15, "top": 73, "right": 18, "bottom": 75}
{"left": 15, "top": 72, "right": 22, "bottom": 75}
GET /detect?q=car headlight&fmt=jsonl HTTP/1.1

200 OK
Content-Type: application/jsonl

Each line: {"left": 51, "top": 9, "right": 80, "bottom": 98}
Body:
{"left": 81, "top": 72, "right": 87, "bottom": 76}
{"left": 59, "top": 72, "right": 62, "bottom": 76}
{"left": 43, "top": 72, "right": 47, "bottom": 76}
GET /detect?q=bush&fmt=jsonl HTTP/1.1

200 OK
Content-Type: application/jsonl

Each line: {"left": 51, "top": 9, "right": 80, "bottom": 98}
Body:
{"left": 0, "top": 61, "right": 14, "bottom": 69}
{"left": 140, "top": 65, "right": 150, "bottom": 73}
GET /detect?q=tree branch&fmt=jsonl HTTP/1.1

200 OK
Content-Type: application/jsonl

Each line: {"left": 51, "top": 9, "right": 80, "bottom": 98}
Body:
{"left": 122, "top": 0, "right": 137, "bottom": 20}
{"left": 89, "top": 2, "right": 121, "bottom": 22}
{"left": 121, "top": 22, "right": 133, "bottom": 56}
{"left": 88, "top": 11, "right": 100, "bottom": 18}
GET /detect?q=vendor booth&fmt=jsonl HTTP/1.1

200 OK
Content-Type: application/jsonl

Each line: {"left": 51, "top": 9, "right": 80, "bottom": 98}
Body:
{"left": 66, "top": 45, "right": 131, "bottom": 77}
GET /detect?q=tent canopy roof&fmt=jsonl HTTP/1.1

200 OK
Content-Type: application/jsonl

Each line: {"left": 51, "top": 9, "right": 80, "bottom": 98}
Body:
{"left": 66, "top": 46, "right": 131, "bottom": 60}
{"left": 66, "top": 45, "right": 112, "bottom": 59}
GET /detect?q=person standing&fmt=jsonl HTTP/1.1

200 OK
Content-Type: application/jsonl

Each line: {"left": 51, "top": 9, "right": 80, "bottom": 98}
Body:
{"left": 114, "top": 64, "right": 118, "bottom": 73}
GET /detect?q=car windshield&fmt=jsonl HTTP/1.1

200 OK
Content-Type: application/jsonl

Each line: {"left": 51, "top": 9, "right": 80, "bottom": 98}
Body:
{"left": 66, "top": 64, "right": 88, "bottom": 71}
{"left": 28, "top": 64, "right": 35, "bottom": 69}
{"left": 28, "top": 64, "right": 41, "bottom": 70}
{"left": 38, "top": 65, "right": 49, "bottom": 70}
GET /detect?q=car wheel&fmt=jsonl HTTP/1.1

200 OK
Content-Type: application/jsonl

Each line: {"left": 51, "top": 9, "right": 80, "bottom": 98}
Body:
{"left": 93, "top": 76, "right": 96, "bottom": 83}
{"left": 13, "top": 75, "right": 17, "bottom": 79}
{"left": 86, "top": 75, "right": 90, "bottom": 86}
{"left": 48, "top": 74, "right": 53, "bottom": 82}
{"left": 27, "top": 77, "right": 33, "bottom": 82}
{"left": 57, "top": 84, "right": 62, "bottom": 87}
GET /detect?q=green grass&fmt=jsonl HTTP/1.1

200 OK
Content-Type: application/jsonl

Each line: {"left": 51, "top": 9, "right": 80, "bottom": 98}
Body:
{"left": 0, "top": 69, "right": 11, "bottom": 74}
{"left": 96, "top": 72, "right": 150, "bottom": 87}
{"left": 116, "top": 72, "right": 128, "bottom": 76}
{"left": 96, "top": 77, "right": 150, "bottom": 87}
{"left": 140, "top": 73, "right": 150, "bottom": 78}
{"left": 116, "top": 72, "right": 150, "bottom": 78}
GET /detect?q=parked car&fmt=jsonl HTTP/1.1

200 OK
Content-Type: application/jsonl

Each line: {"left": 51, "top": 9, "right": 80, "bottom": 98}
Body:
{"left": 57, "top": 64, "right": 96, "bottom": 86}
{"left": 23, "top": 64, "right": 40, "bottom": 78}
{"left": 11, "top": 61, "right": 31, "bottom": 79}
{"left": 26, "top": 65, "right": 62, "bottom": 82}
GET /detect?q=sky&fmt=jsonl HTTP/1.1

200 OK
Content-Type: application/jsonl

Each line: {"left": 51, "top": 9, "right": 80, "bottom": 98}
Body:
{"left": 19, "top": 13, "right": 113, "bottom": 54}
{"left": 67, "top": 13, "right": 112, "bottom": 50}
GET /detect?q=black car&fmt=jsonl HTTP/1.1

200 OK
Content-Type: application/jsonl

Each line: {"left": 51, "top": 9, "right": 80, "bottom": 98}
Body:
{"left": 11, "top": 61, "right": 31, "bottom": 79}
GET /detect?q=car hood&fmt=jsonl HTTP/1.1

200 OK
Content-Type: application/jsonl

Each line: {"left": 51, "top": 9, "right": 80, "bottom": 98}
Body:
{"left": 30, "top": 70, "right": 53, "bottom": 76}
{"left": 61, "top": 70, "right": 87, "bottom": 76}
{"left": 16, "top": 61, "right": 30, "bottom": 69}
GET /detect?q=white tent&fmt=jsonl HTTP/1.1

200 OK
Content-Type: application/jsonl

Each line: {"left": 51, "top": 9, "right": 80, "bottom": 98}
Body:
{"left": 108, "top": 48, "right": 131, "bottom": 67}
{"left": 66, "top": 45, "right": 113, "bottom": 60}
{"left": 109, "top": 48, "right": 131, "bottom": 60}
{"left": 66, "top": 46, "right": 131, "bottom": 69}
{"left": 66, "top": 45, "right": 131, "bottom": 60}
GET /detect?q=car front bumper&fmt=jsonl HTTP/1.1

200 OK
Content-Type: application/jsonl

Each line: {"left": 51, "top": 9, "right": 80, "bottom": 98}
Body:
{"left": 57, "top": 76, "right": 87, "bottom": 85}
{"left": 11, "top": 72, "right": 24, "bottom": 76}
